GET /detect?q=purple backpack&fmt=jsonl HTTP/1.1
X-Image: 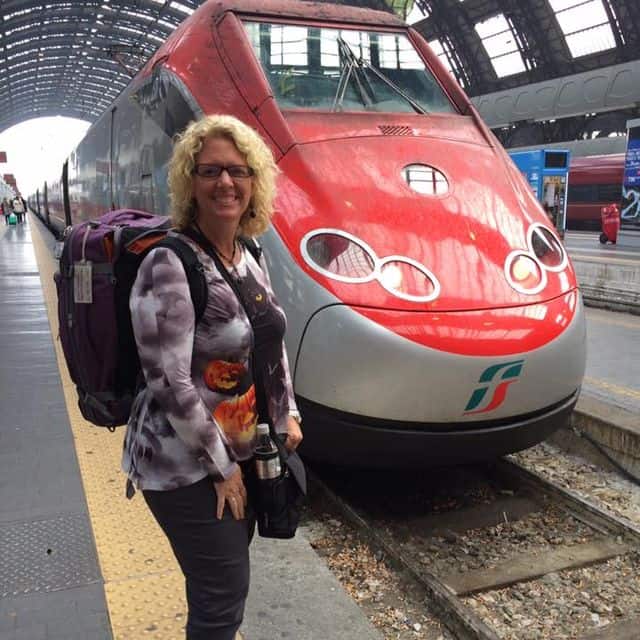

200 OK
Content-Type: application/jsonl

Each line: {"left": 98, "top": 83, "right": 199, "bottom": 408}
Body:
{"left": 54, "top": 209, "right": 207, "bottom": 428}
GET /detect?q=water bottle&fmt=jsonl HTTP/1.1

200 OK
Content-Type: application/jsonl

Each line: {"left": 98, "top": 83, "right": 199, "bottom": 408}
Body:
{"left": 254, "top": 423, "right": 282, "bottom": 480}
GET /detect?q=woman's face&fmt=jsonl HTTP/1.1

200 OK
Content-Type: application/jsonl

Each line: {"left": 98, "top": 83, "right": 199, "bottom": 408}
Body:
{"left": 192, "top": 136, "right": 254, "bottom": 228}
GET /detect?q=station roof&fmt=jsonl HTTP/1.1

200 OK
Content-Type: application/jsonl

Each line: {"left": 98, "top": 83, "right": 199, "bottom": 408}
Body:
{"left": 0, "top": 0, "right": 204, "bottom": 132}
{"left": 410, "top": 0, "right": 639, "bottom": 95}
{"left": 0, "top": 0, "right": 638, "bottom": 134}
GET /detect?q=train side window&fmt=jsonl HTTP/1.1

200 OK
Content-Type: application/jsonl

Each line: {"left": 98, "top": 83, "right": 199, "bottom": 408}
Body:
{"left": 567, "top": 184, "right": 596, "bottom": 203}
{"left": 596, "top": 183, "right": 622, "bottom": 202}
{"left": 569, "top": 183, "right": 622, "bottom": 204}
{"left": 132, "top": 68, "right": 198, "bottom": 139}
{"left": 129, "top": 69, "right": 200, "bottom": 213}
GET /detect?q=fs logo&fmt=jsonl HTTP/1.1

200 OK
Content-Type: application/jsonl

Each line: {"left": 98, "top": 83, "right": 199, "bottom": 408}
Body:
{"left": 464, "top": 360, "right": 524, "bottom": 414}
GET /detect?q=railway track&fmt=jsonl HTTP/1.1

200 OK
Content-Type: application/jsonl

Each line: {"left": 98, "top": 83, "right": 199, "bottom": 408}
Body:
{"left": 307, "top": 458, "right": 640, "bottom": 640}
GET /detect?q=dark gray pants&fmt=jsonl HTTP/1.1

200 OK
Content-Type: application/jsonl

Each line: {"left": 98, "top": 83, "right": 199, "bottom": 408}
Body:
{"left": 144, "top": 474, "right": 255, "bottom": 640}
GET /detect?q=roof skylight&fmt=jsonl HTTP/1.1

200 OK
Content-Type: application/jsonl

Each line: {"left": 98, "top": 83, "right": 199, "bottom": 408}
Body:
{"left": 475, "top": 13, "right": 526, "bottom": 78}
{"left": 169, "top": 1, "right": 193, "bottom": 15}
{"left": 428, "top": 38, "right": 465, "bottom": 87}
{"left": 549, "top": 0, "right": 616, "bottom": 58}
{"left": 406, "top": 2, "right": 430, "bottom": 25}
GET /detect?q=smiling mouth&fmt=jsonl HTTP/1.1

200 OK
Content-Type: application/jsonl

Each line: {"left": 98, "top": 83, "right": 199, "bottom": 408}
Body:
{"left": 214, "top": 193, "right": 238, "bottom": 203}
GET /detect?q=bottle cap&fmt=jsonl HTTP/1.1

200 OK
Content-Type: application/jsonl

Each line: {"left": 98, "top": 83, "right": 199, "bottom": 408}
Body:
{"left": 257, "top": 423, "right": 270, "bottom": 436}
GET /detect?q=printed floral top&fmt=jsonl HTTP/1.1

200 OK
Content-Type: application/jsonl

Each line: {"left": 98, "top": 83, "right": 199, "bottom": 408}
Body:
{"left": 122, "top": 231, "right": 297, "bottom": 492}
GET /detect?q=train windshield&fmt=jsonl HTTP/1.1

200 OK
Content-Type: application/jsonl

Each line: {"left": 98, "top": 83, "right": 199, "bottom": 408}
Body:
{"left": 243, "top": 22, "right": 455, "bottom": 114}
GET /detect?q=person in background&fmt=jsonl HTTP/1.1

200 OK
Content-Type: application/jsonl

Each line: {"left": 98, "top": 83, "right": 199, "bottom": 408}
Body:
{"left": 123, "top": 114, "right": 302, "bottom": 640}
{"left": 11, "top": 196, "right": 25, "bottom": 223}
{"left": 1, "top": 198, "right": 10, "bottom": 224}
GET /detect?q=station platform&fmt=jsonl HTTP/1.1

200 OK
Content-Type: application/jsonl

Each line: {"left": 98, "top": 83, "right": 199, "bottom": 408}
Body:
{"left": 1, "top": 214, "right": 639, "bottom": 640}
{"left": 0, "top": 215, "right": 383, "bottom": 640}
{"left": 565, "top": 229, "right": 640, "bottom": 313}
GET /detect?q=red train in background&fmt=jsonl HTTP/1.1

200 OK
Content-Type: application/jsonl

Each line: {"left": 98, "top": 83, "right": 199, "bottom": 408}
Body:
{"left": 566, "top": 153, "right": 624, "bottom": 230}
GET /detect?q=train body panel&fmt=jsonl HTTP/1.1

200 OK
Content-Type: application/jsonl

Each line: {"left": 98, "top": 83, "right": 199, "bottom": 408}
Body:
{"left": 294, "top": 294, "right": 585, "bottom": 422}
{"left": 274, "top": 134, "right": 576, "bottom": 313}
{"left": 33, "top": 0, "right": 587, "bottom": 465}
{"left": 297, "top": 390, "right": 578, "bottom": 467}
{"left": 258, "top": 227, "right": 340, "bottom": 361}
{"left": 67, "top": 115, "right": 113, "bottom": 223}
{"left": 40, "top": 170, "right": 65, "bottom": 233}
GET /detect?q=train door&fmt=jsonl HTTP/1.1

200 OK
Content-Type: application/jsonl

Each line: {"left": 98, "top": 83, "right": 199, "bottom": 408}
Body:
{"left": 139, "top": 145, "right": 155, "bottom": 212}
{"left": 43, "top": 181, "right": 51, "bottom": 227}
{"left": 110, "top": 107, "right": 117, "bottom": 210}
{"left": 62, "top": 160, "right": 71, "bottom": 227}
{"left": 131, "top": 66, "right": 200, "bottom": 215}
{"left": 112, "top": 87, "right": 145, "bottom": 211}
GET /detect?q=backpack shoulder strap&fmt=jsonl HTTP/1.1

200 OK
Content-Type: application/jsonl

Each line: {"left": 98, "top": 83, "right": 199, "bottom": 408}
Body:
{"left": 155, "top": 236, "right": 208, "bottom": 322}
{"left": 238, "top": 236, "right": 262, "bottom": 265}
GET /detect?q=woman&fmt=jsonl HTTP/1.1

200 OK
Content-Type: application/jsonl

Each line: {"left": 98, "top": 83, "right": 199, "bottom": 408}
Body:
{"left": 123, "top": 114, "right": 303, "bottom": 640}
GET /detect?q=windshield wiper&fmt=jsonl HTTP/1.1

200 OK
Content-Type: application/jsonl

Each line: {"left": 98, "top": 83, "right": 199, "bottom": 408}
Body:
{"left": 362, "top": 62, "right": 426, "bottom": 115}
{"left": 334, "top": 36, "right": 426, "bottom": 115}
{"left": 333, "top": 37, "right": 373, "bottom": 111}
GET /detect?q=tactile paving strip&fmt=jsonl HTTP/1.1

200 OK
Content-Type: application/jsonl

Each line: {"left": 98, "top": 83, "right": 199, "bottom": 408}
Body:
{"left": 30, "top": 218, "right": 186, "bottom": 638}
{"left": 0, "top": 514, "right": 101, "bottom": 597}
{"left": 105, "top": 572, "right": 187, "bottom": 638}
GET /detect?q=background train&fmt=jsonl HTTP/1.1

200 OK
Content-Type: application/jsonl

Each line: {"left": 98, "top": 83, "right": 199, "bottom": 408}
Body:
{"left": 30, "top": 0, "right": 586, "bottom": 467}
{"left": 566, "top": 153, "right": 624, "bottom": 230}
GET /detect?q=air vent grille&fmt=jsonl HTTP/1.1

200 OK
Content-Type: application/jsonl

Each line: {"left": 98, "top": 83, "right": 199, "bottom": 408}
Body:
{"left": 378, "top": 125, "right": 414, "bottom": 136}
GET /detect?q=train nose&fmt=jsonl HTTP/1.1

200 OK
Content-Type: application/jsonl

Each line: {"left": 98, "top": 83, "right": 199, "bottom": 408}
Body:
{"left": 294, "top": 294, "right": 586, "bottom": 467}
{"left": 294, "top": 293, "right": 586, "bottom": 423}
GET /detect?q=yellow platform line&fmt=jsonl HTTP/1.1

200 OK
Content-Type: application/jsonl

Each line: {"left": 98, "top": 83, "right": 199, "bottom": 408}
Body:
{"left": 583, "top": 376, "right": 640, "bottom": 401}
{"left": 585, "top": 309, "right": 640, "bottom": 331}
{"left": 571, "top": 253, "right": 637, "bottom": 265}
{"left": 29, "top": 215, "right": 187, "bottom": 639}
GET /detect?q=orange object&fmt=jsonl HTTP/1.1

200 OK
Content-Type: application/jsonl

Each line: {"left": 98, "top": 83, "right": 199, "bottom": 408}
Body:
{"left": 204, "top": 360, "right": 246, "bottom": 391}
{"left": 599, "top": 203, "right": 620, "bottom": 244}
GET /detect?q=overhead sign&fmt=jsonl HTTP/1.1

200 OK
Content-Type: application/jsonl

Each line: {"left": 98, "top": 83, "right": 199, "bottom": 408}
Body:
{"left": 622, "top": 118, "right": 640, "bottom": 225}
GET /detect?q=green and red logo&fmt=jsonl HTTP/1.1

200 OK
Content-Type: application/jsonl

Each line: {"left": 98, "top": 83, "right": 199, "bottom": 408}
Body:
{"left": 464, "top": 360, "right": 524, "bottom": 414}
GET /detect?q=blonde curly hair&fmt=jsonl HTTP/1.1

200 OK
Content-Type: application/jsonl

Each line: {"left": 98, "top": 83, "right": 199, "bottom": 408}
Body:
{"left": 168, "top": 114, "right": 278, "bottom": 237}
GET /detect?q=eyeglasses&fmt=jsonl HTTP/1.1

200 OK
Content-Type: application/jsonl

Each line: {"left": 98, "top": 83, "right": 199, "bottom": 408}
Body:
{"left": 193, "top": 164, "right": 254, "bottom": 179}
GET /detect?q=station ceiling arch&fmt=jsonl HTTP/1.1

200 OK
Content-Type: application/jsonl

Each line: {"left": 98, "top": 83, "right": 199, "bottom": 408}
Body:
{"left": 0, "top": 0, "right": 205, "bottom": 133}
{"left": 1, "top": 0, "right": 638, "bottom": 134}
{"left": 410, "top": 0, "right": 639, "bottom": 97}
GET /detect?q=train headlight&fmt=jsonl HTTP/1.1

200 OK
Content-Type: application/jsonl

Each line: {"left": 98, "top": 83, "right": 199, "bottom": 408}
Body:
{"left": 528, "top": 224, "right": 567, "bottom": 271}
{"left": 301, "top": 229, "right": 441, "bottom": 303}
{"left": 380, "top": 262, "right": 403, "bottom": 290}
{"left": 302, "top": 230, "right": 376, "bottom": 283}
{"left": 505, "top": 252, "right": 547, "bottom": 295}
{"left": 379, "top": 257, "right": 440, "bottom": 302}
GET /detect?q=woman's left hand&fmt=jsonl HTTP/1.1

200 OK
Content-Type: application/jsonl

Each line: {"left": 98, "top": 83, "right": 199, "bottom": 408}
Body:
{"left": 285, "top": 415, "right": 303, "bottom": 452}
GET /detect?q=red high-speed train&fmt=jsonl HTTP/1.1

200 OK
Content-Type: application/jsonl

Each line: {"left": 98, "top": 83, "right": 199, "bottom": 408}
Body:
{"left": 566, "top": 154, "right": 624, "bottom": 230}
{"left": 32, "top": 0, "right": 586, "bottom": 467}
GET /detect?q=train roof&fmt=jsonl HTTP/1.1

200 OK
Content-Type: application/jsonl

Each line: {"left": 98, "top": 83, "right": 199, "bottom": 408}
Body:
{"left": 205, "top": 0, "right": 404, "bottom": 27}
{"left": 141, "top": 0, "right": 408, "bottom": 85}
{"left": 570, "top": 153, "right": 625, "bottom": 168}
